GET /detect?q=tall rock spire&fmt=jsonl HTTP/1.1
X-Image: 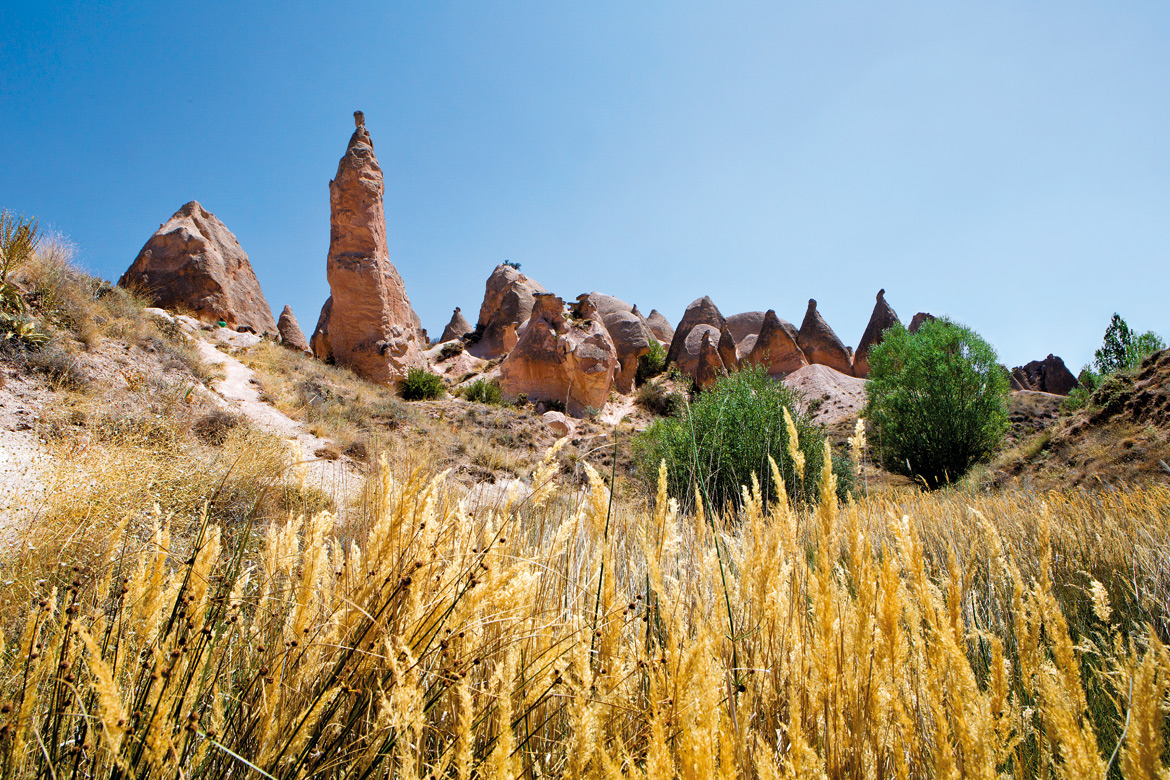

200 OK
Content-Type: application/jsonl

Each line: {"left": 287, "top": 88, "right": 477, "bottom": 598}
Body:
{"left": 323, "top": 110, "right": 425, "bottom": 386}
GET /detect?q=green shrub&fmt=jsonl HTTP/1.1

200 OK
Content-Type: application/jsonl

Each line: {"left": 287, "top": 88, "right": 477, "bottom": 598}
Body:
{"left": 1094, "top": 313, "right": 1165, "bottom": 375}
{"left": 437, "top": 340, "right": 464, "bottom": 361}
{"left": 633, "top": 364, "right": 830, "bottom": 512}
{"left": 864, "top": 318, "right": 1008, "bottom": 489}
{"left": 399, "top": 368, "right": 444, "bottom": 401}
{"left": 635, "top": 380, "right": 684, "bottom": 418}
{"left": 635, "top": 340, "right": 668, "bottom": 386}
{"left": 462, "top": 377, "right": 504, "bottom": 405}
{"left": 1062, "top": 367, "right": 1101, "bottom": 413}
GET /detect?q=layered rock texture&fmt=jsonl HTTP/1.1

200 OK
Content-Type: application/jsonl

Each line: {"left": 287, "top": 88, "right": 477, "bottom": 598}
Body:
{"left": 581, "top": 293, "right": 655, "bottom": 394}
{"left": 725, "top": 311, "right": 766, "bottom": 356}
{"left": 474, "top": 264, "right": 547, "bottom": 358}
{"left": 440, "top": 307, "right": 472, "bottom": 343}
{"left": 322, "top": 112, "right": 425, "bottom": 386}
{"left": 1011, "top": 355, "right": 1079, "bottom": 396}
{"left": 667, "top": 296, "right": 725, "bottom": 369}
{"left": 797, "top": 299, "right": 853, "bottom": 375}
{"left": 695, "top": 330, "right": 728, "bottom": 390}
{"left": 499, "top": 294, "right": 617, "bottom": 416}
{"left": 120, "top": 201, "right": 276, "bottom": 334}
{"left": 278, "top": 305, "right": 311, "bottom": 353}
{"left": 852, "top": 289, "right": 901, "bottom": 378}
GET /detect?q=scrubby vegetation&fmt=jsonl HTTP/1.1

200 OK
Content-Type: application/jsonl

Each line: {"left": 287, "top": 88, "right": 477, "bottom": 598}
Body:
{"left": 1065, "top": 314, "right": 1166, "bottom": 413}
{"left": 461, "top": 376, "right": 504, "bottom": 406}
{"left": 865, "top": 318, "right": 1009, "bottom": 489}
{"left": 634, "top": 364, "right": 843, "bottom": 510}
{"left": 400, "top": 367, "right": 445, "bottom": 401}
{"left": 635, "top": 339, "right": 668, "bottom": 386}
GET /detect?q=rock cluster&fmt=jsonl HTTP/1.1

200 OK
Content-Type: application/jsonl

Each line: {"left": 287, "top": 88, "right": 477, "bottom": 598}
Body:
{"left": 440, "top": 307, "right": 472, "bottom": 343}
{"left": 1011, "top": 355, "right": 1079, "bottom": 396}
{"left": 498, "top": 294, "right": 618, "bottom": 416}
{"left": 119, "top": 201, "right": 277, "bottom": 334}
{"left": 317, "top": 111, "right": 426, "bottom": 386}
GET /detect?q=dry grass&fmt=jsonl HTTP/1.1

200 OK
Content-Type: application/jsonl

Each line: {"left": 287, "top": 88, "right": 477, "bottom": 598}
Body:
{"left": 1, "top": 435, "right": 1168, "bottom": 778}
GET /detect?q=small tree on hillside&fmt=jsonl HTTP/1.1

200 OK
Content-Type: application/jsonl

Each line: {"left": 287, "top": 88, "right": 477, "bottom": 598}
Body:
{"left": 864, "top": 318, "right": 1008, "bottom": 489}
{"left": 1094, "top": 313, "right": 1165, "bottom": 375}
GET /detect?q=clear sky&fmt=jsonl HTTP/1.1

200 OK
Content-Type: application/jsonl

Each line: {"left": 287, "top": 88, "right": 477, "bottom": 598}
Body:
{"left": 2, "top": 1, "right": 1167, "bottom": 371}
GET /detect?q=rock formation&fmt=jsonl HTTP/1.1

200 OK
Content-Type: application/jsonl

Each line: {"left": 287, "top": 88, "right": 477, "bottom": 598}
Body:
{"left": 119, "top": 201, "right": 277, "bottom": 334}
{"left": 645, "top": 309, "right": 675, "bottom": 345}
{"left": 673, "top": 324, "right": 722, "bottom": 380}
{"left": 747, "top": 310, "right": 807, "bottom": 377}
{"left": 473, "top": 264, "right": 548, "bottom": 358}
{"left": 1011, "top": 355, "right": 1079, "bottom": 396}
{"left": 695, "top": 330, "right": 728, "bottom": 390}
{"left": 278, "top": 305, "right": 311, "bottom": 353}
{"left": 667, "top": 296, "right": 725, "bottom": 368}
{"left": 499, "top": 294, "right": 618, "bottom": 417}
{"left": 320, "top": 111, "right": 426, "bottom": 386}
{"left": 580, "top": 293, "right": 655, "bottom": 394}
{"left": 908, "top": 312, "right": 937, "bottom": 333}
{"left": 852, "top": 289, "right": 901, "bottom": 378}
{"left": 797, "top": 299, "right": 853, "bottom": 375}
{"left": 440, "top": 307, "right": 473, "bottom": 343}
{"left": 310, "top": 297, "right": 333, "bottom": 362}
{"left": 725, "top": 311, "right": 766, "bottom": 355}
{"left": 718, "top": 324, "right": 739, "bottom": 371}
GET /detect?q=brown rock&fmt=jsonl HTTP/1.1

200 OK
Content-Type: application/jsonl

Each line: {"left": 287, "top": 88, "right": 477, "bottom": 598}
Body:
{"left": 746, "top": 310, "right": 807, "bottom": 377}
{"left": 718, "top": 323, "right": 739, "bottom": 371}
{"left": 725, "top": 311, "right": 766, "bottom": 350}
{"left": 440, "top": 307, "right": 473, "bottom": 343}
{"left": 542, "top": 411, "right": 575, "bottom": 438}
{"left": 581, "top": 293, "right": 654, "bottom": 394}
{"left": 908, "top": 312, "right": 937, "bottom": 333}
{"left": 310, "top": 296, "right": 333, "bottom": 362}
{"left": 119, "top": 201, "right": 277, "bottom": 334}
{"left": 852, "top": 289, "right": 901, "bottom": 378}
{"left": 323, "top": 111, "right": 426, "bottom": 386}
{"left": 1012, "top": 354, "right": 1079, "bottom": 396}
{"left": 674, "top": 324, "right": 722, "bottom": 380}
{"left": 646, "top": 309, "right": 675, "bottom": 344}
{"left": 797, "top": 299, "right": 853, "bottom": 375}
{"left": 667, "top": 296, "right": 725, "bottom": 368}
{"left": 473, "top": 264, "right": 548, "bottom": 358}
{"left": 499, "top": 294, "right": 618, "bottom": 417}
{"left": 277, "top": 305, "right": 311, "bottom": 353}
{"left": 1010, "top": 369, "right": 1031, "bottom": 391}
{"left": 696, "top": 330, "right": 728, "bottom": 390}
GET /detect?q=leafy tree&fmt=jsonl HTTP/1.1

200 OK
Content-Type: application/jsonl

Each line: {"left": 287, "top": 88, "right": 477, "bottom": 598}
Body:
{"left": 1094, "top": 313, "right": 1165, "bottom": 374}
{"left": 633, "top": 364, "right": 840, "bottom": 511}
{"left": 863, "top": 318, "right": 1008, "bottom": 489}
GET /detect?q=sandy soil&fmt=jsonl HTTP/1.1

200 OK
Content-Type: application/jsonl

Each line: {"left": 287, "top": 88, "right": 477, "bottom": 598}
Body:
{"left": 782, "top": 364, "right": 868, "bottom": 426}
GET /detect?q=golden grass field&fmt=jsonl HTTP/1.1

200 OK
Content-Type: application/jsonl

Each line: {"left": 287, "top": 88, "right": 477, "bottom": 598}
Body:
{"left": 1, "top": 431, "right": 1168, "bottom": 779}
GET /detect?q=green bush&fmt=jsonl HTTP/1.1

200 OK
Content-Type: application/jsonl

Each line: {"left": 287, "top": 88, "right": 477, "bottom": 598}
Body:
{"left": 437, "top": 341, "right": 464, "bottom": 361}
{"left": 462, "top": 377, "right": 504, "bottom": 405}
{"left": 635, "top": 380, "right": 685, "bottom": 418}
{"left": 864, "top": 318, "right": 1008, "bottom": 489}
{"left": 635, "top": 340, "right": 668, "bottom": 386}
{"left": 633, "top": 364, "right": 833, "bottom": 512}
{"left": 1062, "top": 367, "right": 1101, "bottom": 413}
{"left": 1094, "top": 313, "right": 1165, "bottom": 375}
{"left": 399, "top": 368, "right": 444, "bottom": 401}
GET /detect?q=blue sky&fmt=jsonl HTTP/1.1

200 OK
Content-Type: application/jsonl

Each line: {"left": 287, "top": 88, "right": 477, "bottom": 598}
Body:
{"left": 2, "top": 1, "right": 1167, "bottom": 371}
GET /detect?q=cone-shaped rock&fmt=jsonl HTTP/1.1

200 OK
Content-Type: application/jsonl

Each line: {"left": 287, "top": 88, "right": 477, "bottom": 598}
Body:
{"left": 696, "top": 330, "right": 728, "bottom": 390}
{"left": 440, "top": 307, "right": 473, "bottom": 343}
{"left": 797, "top": 299, "right": 853, "bottom": 375}
{"left": 646, "top": 309, "right": 674, "bottom": 344}
{"left": 310, "top": 297, "right": 333, "bottom": 362}
{"left": 120, "top": 201, "right": 277, "bottom": 334}
{"left": 323, "top": 111, "right": 425, "bottom": 386}
{"left": 747, "top": 310, "right": 807, "bottom": 376}
{"left": 473, "top": 264, "right": 548, "bottom": 358}
{"left": 718, "top": 323, "right": 739, "bottom": 371}
{"left": 499, "top": 294, "right": 618, "bottom": 417}
{"left": 278, "top": 305, "right": 311, "bottom": 353}
{"left": 725, "top": 311, "right": 766, "bottom": 351}
{"left": 667, "top": 296, "right": 725, "bottom": 367}
{"left": 852, "top": 289, "right": 901, "bottom": 378}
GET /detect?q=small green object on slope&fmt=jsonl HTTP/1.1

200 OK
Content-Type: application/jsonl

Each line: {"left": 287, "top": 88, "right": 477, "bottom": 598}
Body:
{"left": 864, "top": 318, "right": 1008, "bottom": 490}
{"left": 399, "top": 367, "right": 444, "bottom": 401}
